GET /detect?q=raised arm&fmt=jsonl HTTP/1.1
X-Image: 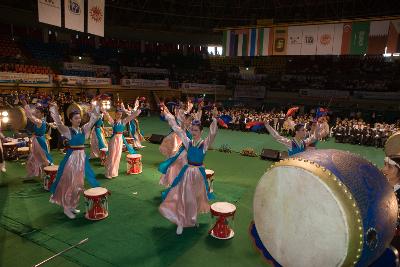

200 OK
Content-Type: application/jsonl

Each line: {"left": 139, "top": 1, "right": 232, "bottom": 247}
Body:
{"left": 203, "top": 117, "right": 217, "bottom": 151}
{"left": 265, "top": 122, "right": 292, "bottom": 149}
{"left": 23, "top": 103, "right": 42, "bottom": 127}
{"left": 163, "top": 107, "right": 190, "bottom": 149}
{"left": 49, "top": 105, "right": 71, "bottom": 139}
{"left": 122, "top": 109, "right": 141, "bottom": 125}
{"left": 83, "top": 105, "right": 101, "bottom": 139}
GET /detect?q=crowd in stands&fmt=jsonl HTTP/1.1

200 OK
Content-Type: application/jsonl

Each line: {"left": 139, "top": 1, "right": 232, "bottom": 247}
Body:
{"left": 201, "top": 106, "right": 398, "bottom": 148}
{"left": 0, "top": 23, "right": 399, "bottom": 93}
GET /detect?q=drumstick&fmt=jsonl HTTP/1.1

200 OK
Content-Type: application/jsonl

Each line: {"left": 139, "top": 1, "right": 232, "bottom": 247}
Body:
{"left": 33, "top": 238, "right": 88, "bottom": 267}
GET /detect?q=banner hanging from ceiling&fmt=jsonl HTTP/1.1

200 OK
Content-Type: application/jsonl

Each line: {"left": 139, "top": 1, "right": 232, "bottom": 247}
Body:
{"left": 87, "top": 0, "right": 105, "bottom": 37}
{"left": 64, "top": 0, "right": 84, "bottom": 32}
{"left": 38, "top": 0, "right": 62, "bottom": 27}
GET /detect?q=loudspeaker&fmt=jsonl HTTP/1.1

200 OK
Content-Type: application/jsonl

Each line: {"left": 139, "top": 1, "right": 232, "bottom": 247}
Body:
{"left": 260, "top": 148, "right": 280, "bottom": 161}
{"left": 279, "top": 151, "right": 288, "bottom": 160}
{"left": 149, "top": 134, "right": 165, "bottom": 144}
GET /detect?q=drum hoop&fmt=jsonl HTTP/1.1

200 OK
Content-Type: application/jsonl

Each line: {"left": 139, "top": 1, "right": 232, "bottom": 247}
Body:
{"left": 258, "top": 158, "right": 364, "bottom": 266}
{"left": 44, "top": 165, "right": 59, "bottom": 171}
{"left": 127, "top": 154, "right": 141, "bottom": 159}
{"left": 84, "top": 187, "right": 108, "bottom": 197}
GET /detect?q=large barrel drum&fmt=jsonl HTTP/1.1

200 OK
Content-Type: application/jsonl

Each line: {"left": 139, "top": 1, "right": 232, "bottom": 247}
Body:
{"left": 8, "top": 106, "right": 31, "bottom": 131}
{"left": 253, "top": 149, "right": 398, "bottom": 267}
{"left": 385, "top": 132, "right": 400, "bottom": 157}
{"left": 66, "top": 102, "right": 92, "bottom": 124}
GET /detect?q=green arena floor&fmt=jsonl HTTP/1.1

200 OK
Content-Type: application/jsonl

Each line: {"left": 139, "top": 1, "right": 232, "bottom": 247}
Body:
{"left": 0, "top": 116, "right": 386, "bottom": 267}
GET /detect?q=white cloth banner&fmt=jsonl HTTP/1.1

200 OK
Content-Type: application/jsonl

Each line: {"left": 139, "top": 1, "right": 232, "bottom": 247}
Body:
{"left": 332, "top": 24, "right": 344, "bottom": 55}
{"left": 0, "top": 72, "right": 51, "bottom": 84}
{"left": 64, "top": 62, "right": 110, "bottom": 73}
{"left": 287, "top": 26, "right": 303, "bottom": 55}
{"left": 38, "top": 0, "right": 61, "bottom": 27}
{"left": 87, "top": 0, "right": 105, "bottom": 37}
{"left": 234, "top": 85, "right": 266, "bottom": 99}
{"left": 299, "top": 89, "right": 350, "bottom": 98}
{"left": 301, "top": 25, "right": 318, "bottom": 55}
{"left": 120, "top": 66, "right": 169, "bottom": 75}
{"left": 64, "top": 0, "right": 84, "bottom": 32}
{"left": 57, "top": 75, "right": 111, "bottom": 85}
{"left": 121, "top": 79, "right": 169, "bottom": 88}
{"left": 316, "top": 24, "right": 335, "bottom": 55}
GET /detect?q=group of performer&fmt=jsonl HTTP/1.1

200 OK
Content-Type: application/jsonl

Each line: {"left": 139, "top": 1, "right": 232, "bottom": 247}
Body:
{"left": 0, "top": 94, "right": 220, "bottom": 236}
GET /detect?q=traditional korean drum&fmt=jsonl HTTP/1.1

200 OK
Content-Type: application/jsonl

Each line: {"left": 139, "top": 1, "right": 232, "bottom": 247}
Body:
{"left": 209, "top": 202, "right": 236, "bottom": 240}
{"left": 205, "top": 169, "right": 215, "bottom": 193}
{"left": 84, "top": 187, "right": 110, "bottom": 221}
{"left": 385, "top": 131, "right": 400, "bottom": 157}
{"left": 252, "top": 149, "right": 398, "bottom": 267}
{"left": 100, "top": 148, "right": 108, "bottom": 166}
{"left": 126, "top": 154, "right": 142, "bottom": 174}
{"left": 43, "top": 165, "right": 59, "bottom": 191}
{"left": 3, "top": 142, "right": 18, "bottom": 160}
{"left": 66, "top": 102, "right": 92, "bottom": 125}
{"left": 17, "top": 147, "right": 30, "bottom": 159}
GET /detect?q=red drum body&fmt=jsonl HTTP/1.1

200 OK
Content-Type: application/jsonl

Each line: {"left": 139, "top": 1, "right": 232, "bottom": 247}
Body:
{"left": 205, "top": 169, "right": 215, "bottom": 193}
{"left": 100, "top": 148, "right": 108, "bottom": 166}
{"left": 3, "top": 142, "right": 17, "bottom": 160}
{"left": 43, "top": 165, "right": 59, "bottom": 191}
{"left": 84, "top": 187, "right": 110, "bottom": 220}
{"left": 126, "top": 154, "right": 142, "bottom": 175}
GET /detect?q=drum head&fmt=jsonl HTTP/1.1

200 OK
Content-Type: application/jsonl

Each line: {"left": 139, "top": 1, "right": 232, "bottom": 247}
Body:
{"left": 211, "top": 202, "right": 236, "bottom": 214}
{"left": 385, "top": 132, "right": 400, "bottom": 157}
{"left": 44, "top": 165, "right": 59, "bottom": 172}
{"left": 254, "top": 166, "right": 349, "bottom": 267}
{"left": 8, "top": 106, "right": 27, "bottom": 131}
{"left": 84, "top": 187, "right": 108, "bottom": 196}
{"left": 127, "top": 154, "right": 141, "bottom": 159}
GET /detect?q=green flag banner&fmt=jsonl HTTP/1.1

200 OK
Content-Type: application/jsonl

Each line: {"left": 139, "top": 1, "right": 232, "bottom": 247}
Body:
{"left": 350, "top": 22, "right": 370, "bottom": 55}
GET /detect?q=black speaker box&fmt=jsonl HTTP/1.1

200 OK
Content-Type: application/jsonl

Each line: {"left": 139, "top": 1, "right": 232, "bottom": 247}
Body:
{"left": 149, "top": 134, "right": 165, "bottom": 144}
{"left": 260, "top": 148, "right": 280, "bottom": 161}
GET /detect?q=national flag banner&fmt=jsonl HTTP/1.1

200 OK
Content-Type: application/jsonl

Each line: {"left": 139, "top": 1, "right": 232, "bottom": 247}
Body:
{"left": 248, "top": 28, "right": 258, "bottom": 56}
{"left": 367, "top": 20, "right": 389, "bottom": 54}
{"left": 38, "top": 0, "right": 61, "bottom": 27}
{"left": 387, "top": 20, "right": 400, "bottom": 54}
{"left": 300, "top": 25, "right": 318, "bottom": 55}
{"left": 237, "top": 33, "right": 244, "bottom": 56}
{"left": 257, "top": 28, "right": 271, "bottom": 56}
{"left": 273, "top": 27, "right": 288, "bottom": 55}
{"left": 350, "top": 22, "right": 370, "bottom": 55}
{"left": 287, "top": 26, "right": 303, "bottom": 55}
{"left": 64, "top": 0, "right": 84, "bottom": 32}
{"left": 341, "top": 23, "right": 352, "bottom": 55}
{"left": 236, "top": 29, "right": 249, "bottom": 56}
{"left": 229, "top": 31, "right": 237, "bottom": 57}
{"left": 222, "top": 30, "right": 232, "bottom": 56}
{"left": 316, "top": 24, "right": 335, "bottom": 55}
{"left": 87, "top": 0, "right": 105, "bottom": 37}
{"left": 332, "top": 23, "right": 344, "bottom": 55}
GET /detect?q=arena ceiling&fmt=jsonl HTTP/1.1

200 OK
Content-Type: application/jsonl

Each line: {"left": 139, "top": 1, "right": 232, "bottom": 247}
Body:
{"left": 1, "top": 0, "right": 400, "bottom": 33}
